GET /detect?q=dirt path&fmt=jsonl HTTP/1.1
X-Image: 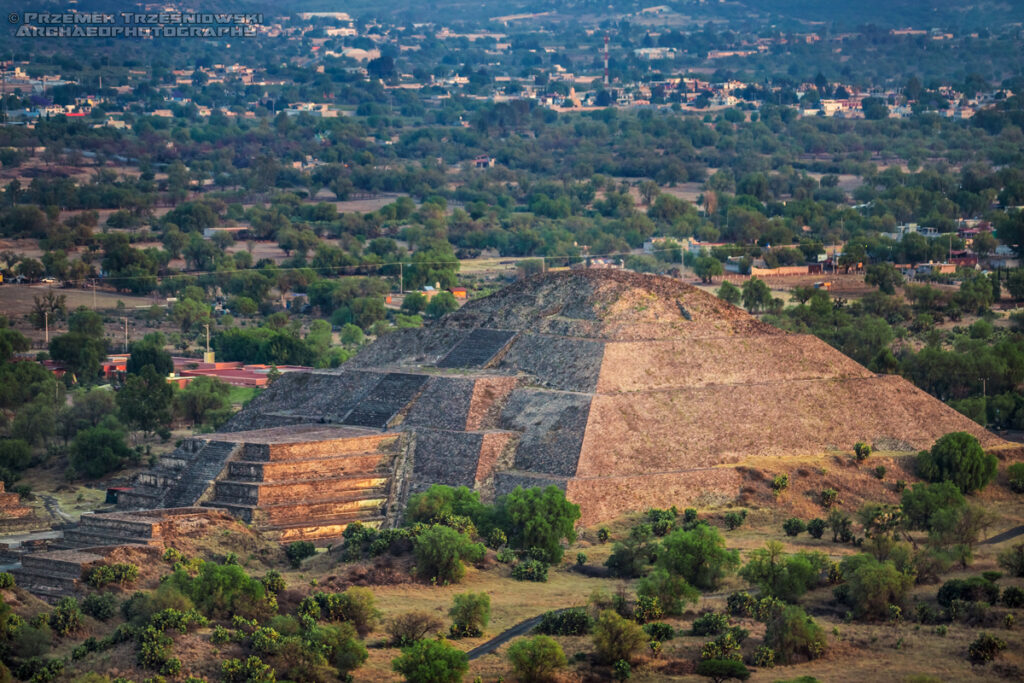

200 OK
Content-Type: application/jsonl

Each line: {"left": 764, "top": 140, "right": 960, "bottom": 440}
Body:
{"left": 39, "top": 495, "right": 74, "bottom": 525}
{"left": 466, "top": 608, "right": 570, "bottom": 660}
{"left": 982, "top": 525, "right": 1024, "bottom": 545}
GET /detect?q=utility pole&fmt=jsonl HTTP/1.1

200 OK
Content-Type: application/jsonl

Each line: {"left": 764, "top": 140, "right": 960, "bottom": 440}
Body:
{"left": 123, "top": 317, "right": 128, "bottom": 353}
{"left": 399, "top": 263, "right": 403, "bottom": 294}
{"left": 44, "top": 310, "right": 48, "bottom": 345}
{"left": 204, "top": 324, "right": 210, "bottom": 354}
{"left": 92, "top": 281, "right": 97, "bottom": 309}
{"left": 980, "top": 377, "right": 987, "bottom": 397}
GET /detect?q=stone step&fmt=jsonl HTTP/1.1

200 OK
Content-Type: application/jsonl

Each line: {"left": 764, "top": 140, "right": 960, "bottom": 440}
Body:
{"left": 10, "top": 575, "right": 78, "bottom": 602}
{"left": 207, "top": 494, "right": 387, "bottom": 524}
{"left": 59, "top": 530, "right": 153, "bottom": 549}
{"left": 214, "top": 476, "right": 388, "bottom": 505}
{"left": 227, "top": 452, "right": 391, "bottom": 482}
{"left": 437, "top": 329, "right": 517, "bottom": 368}
{"left": 244, "top": 434, "right": 398, "bottom": 462}
{"left": 341, "top": 373, "right": 428, "bottom": 429}
{"left": 76, "top": 515, "right": 158, "bottom": 538}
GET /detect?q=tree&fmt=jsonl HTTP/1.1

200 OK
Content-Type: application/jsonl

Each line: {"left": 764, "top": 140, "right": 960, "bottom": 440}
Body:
{"left": 928, "top": 504, "right": 996, "bottom": 567}
{"left": 741, "top": 277, "right": 772, "bottom": 313}
{"left": 915, "top": 432, "right": 997, "bottom": 493}
{"left": 174, "top": 375, "right": 231, "bottom": 427}
{"left": 696, "top": 659, "right": 750, "bottom": 683}
{"left": 864, "top": 263, "right": 903, "bottom": 295}
{"left": 424, "top": 292, "right": 458, "bottom": 319}
{"left": 70, "top": 424, "right": 134, "bottom": 478}
{"left": 507, "top": 635, "right": 566, "bottom": 683}
{"left": 448, "top": 592, "right": 490, "bottom": 638}
{"left": 412, "top": 525, "right": 484, "bottom": 584}
{"left": 493, "top": 486, "right": 581, "bottom": 564}
{"left": 695, "top": 256, "right": 723, "bottom": 283}
{"left": 861, "top": 96, "right": 889, "bottom": 120}
{"left": 836, "top": 554, "right": 914, "bottom": 620}
{"left": 764, "top": 605, "right": 826, "bottom": 664}
{"left": 900, "top": 481, "right": 965, "bottom": 530}
{"left": 636, "top": 567, "right": 699, "bottom": 616}
{"left": 401, "top": 292, "right": 426, "bottom": 315}
{"left": 740, "top": 541, "right": 828, "bottom": 602}
{"left": 172, "top": 297, "right": 211, "bottom": 334}
{"left": 658, "top": 525, "right": 739, "bottom": 590}
{"left": 391, "top": 638, "right": 467, "bottom": 683}
{"left": 127, "top": 339, "right": 173, "bottom": 376}
{"left": 592, "top": 610, "right": 647, "bottom": 664}
{"left": 117, "top": 365, "right": 173, "bottom": 437}
{"left": 717, "top": 281, "right": 741, "bottom": 305}
{"left": 50, "top": 332, "right": 107, "bottom": 385}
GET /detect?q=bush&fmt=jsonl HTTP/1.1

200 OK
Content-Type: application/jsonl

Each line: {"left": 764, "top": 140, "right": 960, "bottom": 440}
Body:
{"left": 592, "top": 610, "right": 647, "bottom": 664}
{"left": 854, "top": 442, "right": 872, "bottom": 462}
{"left": 250, "top": 627, "right": 280, "bottom": 655}
{"left": 260, "top": 570, "right": 285, "bottom": 595}
{"left": 783, "top": 518, "right": 806, "bottom": 537}
{"left": 726, "top": 591, "right": 758, "bottom": 618}
{"left": 536, "top": 608, "right": 592, "bottom": 636}
{"left": 937, "top": 577, "right": 999, "bottom": 607}
{"left": 448, "top": 592, "right": 490, "bottom": 638}
{"left": 819, "top": 488, "right": 838, "bottom": 509}
{"left": 597, "top": 527, "right": 610, "bottom": 543}
{"left": 386, "top": 612, "right": 443, "bottom": 647}
{"left": 752, "top": 645, "right": 776, "bottom": 668}
{"left": 764, "top": 605, "right": 826, "bottom": 664}
{"left": 700, "top": 630, "right": 743, "bottom": 661}
{"left": 967, "top": 633, "right": 1007, "bottom": 664}
{"left": 391, "top": 638, "right": 468, "bottom": 683}
{"left": 507, "top": 635, "right": 566, "bottom": 683}
{"left": 696, "top": 658, "right": 750, "bottom": 682}
{"left": 492, "top": 486, "right": 581, "bottom": 563}
{"left": 632, "top": 595, "right": 662, "bottom": 624}
{"left": 901, "top": 481, "right": 965, "bottom": 530}
{"left": 413, "top": 524, "right": 485, "bottom": 585}
{"left": 284, "top": 541, "right": 316, "bottom": 568}
{"left": 635, "top": 567, "right": 698, "bottom": 616}
{"left": 49, "top": 596, "right": 84, "bottom": 637}
{"left": 512, "top": 559, "right": 548, "bottom": 582}
{"left": 692, "top": 612, "right": 730, "bottom": 636}
{"left": 85, "top": 563, "right": 139, "bottom": 588}
{"left": 658, "top": 525, "right": 739, "bottom": 591}
{"left": 613, "top": 659, "right": 631, "bottom": 681}
{"left": 643, "top": 622, "right": 675, "bottom": 642}
{"left": 915, "top": 432, "right": 997, "bottom": 494}
{"left": 724, "top": 510, "right": 747, "bottom": 531}
{"left": 1002, "top": 586, "right": 1024, "bottom": 608}
{"left": 496, "top": 548, "right": 515, "bottom": 564}
{"left": 740, "top": 542, "right": 828, "bottom": 603}
{"left": 221, "top": 656, "right": 276, "bottom": 683}
{"left": 0, "top": 572, "right": 14, "bottom": 589}
{"left": 837, "top": 554, "right": 914, "bottom": 620}
{"left": 82, "top": 593, "right": 117, "bottom": 621}
{"left": 873, "top": 465, "right": 886, "bottom": 479}
{"left": 998, "top": 543, "right": 1024, "bottom": 577}
{"left": 1009, "top": 463, "right": 1024, "bottom": 493}
{"left": 486, "top": 528, "right": 507, "bottom": 549}
{"left": 166, "top": 561, "right": 272, "bottom": 621}
{"left": 806, "top": 519, "right": 826, "bottom": 539}
{"left": 772, "top": 475, "right": 789, "bottom": 495}
{"left": 605, "top": 524, "right": 657, "bottom": 578}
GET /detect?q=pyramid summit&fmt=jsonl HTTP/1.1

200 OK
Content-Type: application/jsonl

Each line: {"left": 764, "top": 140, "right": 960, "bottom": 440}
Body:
{"left": 120, "top": 269, "right": 1004, "bottom": 538}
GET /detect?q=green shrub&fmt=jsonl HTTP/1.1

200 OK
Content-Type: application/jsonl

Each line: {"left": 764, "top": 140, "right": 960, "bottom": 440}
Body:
{"left": 413, "top": 524, "right": 484, "bottom": 585}
{"left": 448, "top": 592, "right": 490, "bottom": 638}
{"left": 854, "top": 442, "right": 872, "bottom": 462}
{"left": 386, "top": 611, "right": 443, "bottom": 647}
{"left": 162, "top": 548, "right": 186, "bottom": 564}
{"left": 721, "top": 592, "right": 753, "bottom": 619}
{"left": 85, "top": 563, "right": 139, "bottom": 588}
{"left": 1009, "top": 463, "right": 1024, "bottom": 493}
{"left": 576, "top": 552, "right": 587, "bottom": 566}
{"left": 1002, "top": 586, "right": 1024, "bottom": 608}
{"left": 486, "top": 528, "right": 507, "bottom": 549}
{"left": 284, "top": 541, "right": 315, "bottom": 568}
{"left": 597, "top": 527, "right": 610, "bottom": 543}
{"left": 511, "top": 559, "right": 548, "bottom": 582}
{"left": 998, "top": 543, "right": 1024, "bottom": 577}
{"left": 0, "top": 572, "right": 15, "bottom": 589}
{"left": 82, "top": 593, "right": 118, "bottom": 621}
{"left": 311, "top": 587, "right": 380, "bottom": 637}
{"left": 915, "top": 432, "right": 997, "bottom": 494}
{"left": 692, "top": 612, "right": 730, "bottom": 636}
{"left": 783, "top": 518, "right": 806, "bottom": 537}
{"left": 166, "top": 561, "right": 273, "bottom": 621}
{"left": 967, "top": 633, "right": 1007, "bottom": 663}
{"left": 764, "top": 605, "right": 826, "bottom": 664}
{"left": 210, "top": 625, "right": 234, "bottom": 644}
{"left": 752, "top": 645, "right": 776, "bottom": 668}
{"left": 492, "top": 486, "right": 581, "bottom": 564}
{"left": 260, "top": 570, "right": 285, "bottom": 596}
{"left": 772, "top": 474, "right": 789, "bottom": 495}
{"left": 605, "top": 524, "right": 658, "bottom": 578}
{"left": 696, "top": 658, "right": 750, "bottom": 682}
{"left": 937, "top": 577, "right": 999, "bottom": 606}
{"left": 536, "top": 608, "right": 592, "bottom": 636}
{"left": 837, "top": 554, "right": 914, "bottom": 620}
{"left": 643, "top": 622, "right": 674, "bottom": 642}
{"left": 137, "top": 626, "right": 173, "bottom": 671}
{"left": 740, "top": 542, "right": 829, "bottom": 603}
{"left": 592, "top": 610, "right": 647, "bottom": 664}
{"left": 496, "top": 548, "right": 515, "bottom": 564}
{"left": 632, "top": 596, "right": 662, "bottom": 624}
{"left": 635, "top": 567, "right": 698, "bottom": 616}
{"left": 819, "top": 488, "right": 838, "bottom": 509}
{"left": 700, "top": 631, "right": 742, "bottom": 661}
{"left": 724, "top": 510, "right": 747, "bottom": 531}
{"left": 658, "top": 525, "right": 739, "bottom": 591}
{"left": 647, "top": 507, "right": 677, "bottom": 536}
{"left": 507, "top": 635, "right": 566, "bottom": 683}
{"left": 391, "top": 638, "right": 468, "bottom": 683}
{"left": 49, "top": 596, "right": 84, "bottom": 637}
{"left": 612, "top": 659, "right": 631, "bottom": 681}
{"left": 900, "top": 481, "right": 966, "bottom": 530}
{"left": 874, "top": 465, "right": 887, "bottom": 479}
{"left": 221, "top": 655, "right": 276, "bottom": 683}
{"left": 806, "top": 519, "right": 826, "bottom": 539}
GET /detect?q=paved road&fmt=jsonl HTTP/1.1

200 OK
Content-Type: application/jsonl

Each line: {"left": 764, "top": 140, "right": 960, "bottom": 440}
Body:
{"left": 466, "top": 609, "right": 571, "bottom": 661}
{"left": 982, "top": 525, "right": 1024, "bottom": 545}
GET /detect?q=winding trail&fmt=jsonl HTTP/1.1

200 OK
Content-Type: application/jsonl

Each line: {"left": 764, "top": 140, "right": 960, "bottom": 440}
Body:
{"left": 39, "top": 495, "right": 74, "bottom": 525}
{"left": 466, "top": 609, "right": 571, "bottom": 660}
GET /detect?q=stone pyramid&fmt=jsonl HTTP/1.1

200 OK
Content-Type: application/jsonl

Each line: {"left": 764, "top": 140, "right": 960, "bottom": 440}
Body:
{"left": 205, "top": 269, "right": 1003, "bottom": 527}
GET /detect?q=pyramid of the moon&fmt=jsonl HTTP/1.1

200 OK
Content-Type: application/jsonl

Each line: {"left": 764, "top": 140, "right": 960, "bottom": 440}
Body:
{"left": 121, "top": 269, "right": 1006, "bottom": 536}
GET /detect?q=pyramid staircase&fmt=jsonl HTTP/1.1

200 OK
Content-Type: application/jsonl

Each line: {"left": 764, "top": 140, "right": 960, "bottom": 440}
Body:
{"left": 118, "top": 439, "right": 240, "bottom": 510}
{"left": 203, "top": 432, "right": 402, "bottom": 544}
